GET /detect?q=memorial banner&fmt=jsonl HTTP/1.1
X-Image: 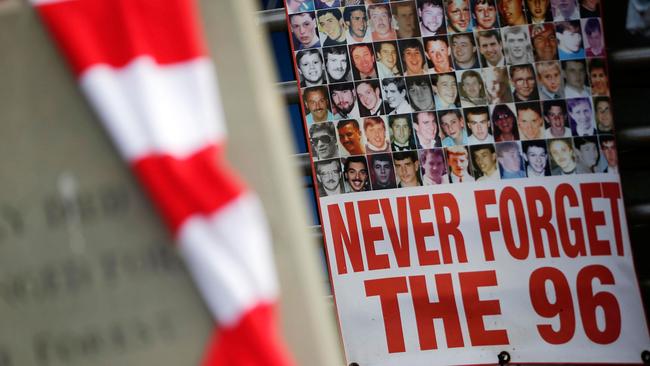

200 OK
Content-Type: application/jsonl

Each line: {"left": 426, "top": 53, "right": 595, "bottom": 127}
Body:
{"left": 285, "top": 0, "right": 650, "bottom": 364}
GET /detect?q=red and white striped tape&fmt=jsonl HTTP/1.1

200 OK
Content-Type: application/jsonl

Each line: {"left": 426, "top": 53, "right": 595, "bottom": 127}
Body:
{"left": 32, "top": 0, "right": 295, "bottom": 364}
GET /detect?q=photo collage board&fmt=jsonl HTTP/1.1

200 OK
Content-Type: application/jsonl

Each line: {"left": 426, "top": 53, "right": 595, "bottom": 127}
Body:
{"left": 286, "top": 0, "right": 614, "bottom": 196}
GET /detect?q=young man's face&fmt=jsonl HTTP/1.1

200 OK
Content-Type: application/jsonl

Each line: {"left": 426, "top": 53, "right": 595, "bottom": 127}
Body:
{"left": 377, "top": 43, "right": 398, "bottom": 70}
{"left": 474, "top": 2, "right": 497, "bottom": 30}
{"left": 564, "top": 61, "right": 585, "bottom": 90}
{"left": 402, "top": 47, "right": 425, "bottom": 74}
{"left": 440, "top": 112, "right": 464, "bottom": 140}
{"left": 447, "top": 0, "right": 471, "bottom": 32}
{"left": 365, "top": 122, "right": 387, "bottom": 148}
{"left": 338, "top": 124, "right": 363, "bottom": 154}
{"left": 569, "top": 102, "right": 592, "bottom": 129}
{"left": 434, "top": 75, "right": 458, "bottom": 105}
{"left": 326, "top": 53, "right": 349, "bottom": 81}
{"left": 395, "top": 157, "right": 420, "bottom": 185}
{"left": 473, "top": 148, "right": 497, "bottom": 174}
{"left": 345, "top": 161, "right": 369, "bottom": 191}
{"left": 298, "top": 53, "right": 324, "bottom": 84}
{"left": 595, "top": 100, "right": 613, "bottom": 129}
{"left": 525, "top": 145, "right": 548, "bottom": 174}
{"left": 532, "top": 28, "right": 558, "bottom": 60}
{"left": 538, "top": 65, "right": 562, "bottom": 92}
{"left": 527, "top": 0, "right": 550, "bottom": 20}
{"left": 467, "top": 112, "right": 490, "bottom": 140}
{"left": 558, "top": 28, "right": 582, "bottom": 52}
{"left": 369, "top": 6, "right": 392, "bottom": 36}
{"left": 312, "top": 130, "right": 337, "bottom": 159}
{"left": 452, "top": 35, "right": 476, "bottom": 64}
{"left": 545, "top": 105, "right": 566, "bottom": 130}
{"left": 332, "top": 88, "right": 355, "bottom": 114}
{"left": 498, "top": 147, "right": 522, "bottom": 172}
{"left": 426, "top": 40, "right": 451, "bottom": 71}
{"left": 414, "top": 113, "right": 438, "bottom": 142}
{"left": 306, "top": 90, "right": 329, "bottom": 121}
{"left": 461, "top": 75, "right": 482, "bottom": 98}
{"left": 318, "top": 13, "right": 343, "bottom": 40}
{"left": 395, "top": 4, "right": 418, "bottom": 36}
{"left": 478, "top": 35, "right": 503, "bottom": 65}
{"left": 499, "top": 0, "right": 524, "bottom": 25}
{"left": 577, "top": 141, "right": 598, "bottom": 167}
{"left": 419, "top": 4, "right": 444, "bottom": 33}
{"left": 518, "top": 109, "right": 543, "bottom": 139}
{"left": 550, "top": 140, "right": 574, "bottom": 170}
{"left": 601, "top": 140, "right": 618, "bottom": 167}
{"left": 291, "top": 14, "right": 317, "bottom": 46}
{"left": 347, "top": 9, "right": 368, "bottom": 38}
{"left": 373, "top": 159, "right": 393, "bottom": 184}
{"left": 506, "top": 31, "right": 528, "bottom": 59}
{"left": 357, "top": 83, "right": 381, "bottom": 110}
{"left": 423, "top": 152, "right": 446, "bottom": 181}
{"left": 391, "top": 118, "right": 412, "bottom": 144}
{"left": 511, "top": 68, "right": 536, "bottom": 99}
{"left": 408, "top": 82, "right": 434, "bottom": 110}
{"left": 317, "top": 161, "right": 341, "bottom": 191}
{"left": 352, "top": 46, "right": 375, "bottom": 75}
{"left": 384, "top": 83, "right": 407, "bottom": 108}
{"left": 448, "top": 151, "right": 469, "bottom": 175}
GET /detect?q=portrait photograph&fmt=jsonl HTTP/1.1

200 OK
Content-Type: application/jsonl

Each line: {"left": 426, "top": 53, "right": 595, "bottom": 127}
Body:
{"left": 522, "top": 139, "right": 551, "bottom": 177}
{"left": 323, "top": 45, "right": 353, "bottom": 83}
{"left": 309, "top": 121, "right": 340, "bottom": 161}
{"left": 446, "top": 145, "right": 475, "bottom": 183}
{"left": 490, "top": 103, "right": 520, "bottom": 141}
{"left": 496, "top": 140, "right": 527, "bottom": 179}
{"left": 368, "top": 152, "right": 398, "bottom": 189}
{"left": 548, "top": 137, "right": 577, "bottom": 175}
{"left": 296, "top": 49, "right": 326, "bottom": 87}
{"left": 470, "top": 143, "right": 501, "bottom": 181}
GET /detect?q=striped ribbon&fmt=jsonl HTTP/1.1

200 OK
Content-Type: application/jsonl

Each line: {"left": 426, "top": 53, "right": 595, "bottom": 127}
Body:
{"left": 31, "top": 0, "right": 295, "bottom": 364}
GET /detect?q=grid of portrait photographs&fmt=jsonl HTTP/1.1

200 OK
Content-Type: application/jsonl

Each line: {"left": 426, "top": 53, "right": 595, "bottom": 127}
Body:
{"left": 288, "top": 0, "right": 616, "bottom": 196}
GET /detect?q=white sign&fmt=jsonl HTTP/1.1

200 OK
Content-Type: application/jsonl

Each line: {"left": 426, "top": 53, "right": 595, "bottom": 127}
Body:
{"left": 322, "top": 174, "right": 649, "bottom": 365}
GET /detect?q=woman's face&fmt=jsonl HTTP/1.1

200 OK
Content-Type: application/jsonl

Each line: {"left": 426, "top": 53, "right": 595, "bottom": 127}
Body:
{"left": 527, "top": 0, "right": 550, "bottom": 20}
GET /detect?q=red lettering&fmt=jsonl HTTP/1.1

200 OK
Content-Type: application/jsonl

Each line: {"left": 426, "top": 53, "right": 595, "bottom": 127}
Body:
{"left": 365, "top": 277, "right": 409, "bottom": 353}
{"left": 380, "top": 198, "right": 411, "bottom": 267}
{"left": 577, "top": 265, "right": 621, "bottom": 344}
{"left": 328, "top": 203, "right": 364, "bottom": 275}
{"left": 525, "top": 187, "right": 560, "bottom": 258}
{"left": 555, "top": 184, "right": 586, "bottom": 258}
{"left": 499, "top": 187, "right": 530, "bottom": 260}
{"left": 529, "top": 267, "right": 576, "bottom": 344}
{"left": 459, "top": 271, "right": 509, "bottom": 346}
{"left": 601, "top": 183, "right": 624, "bottom": 256}
{"left": 474, "top": 190, "right": 500, "bottom": 261}
{"left": 408, "top": 195, "right": 439, "bottom": 266}
{"left": 409, "top": 274, "right": 463, "bottom": 350}
{"left": 432, "top": 193, "right": 467, "bottom": 264}
{"left": 580, "top": 183, "right": 610, "bottom": 256}
{"left": 359, "top": 200, "right": 390, "bottom": 270}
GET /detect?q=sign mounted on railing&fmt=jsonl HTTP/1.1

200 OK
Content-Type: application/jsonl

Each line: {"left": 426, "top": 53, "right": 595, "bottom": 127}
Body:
{"left": 285, "top": 0, "right": 649, "bottom": 365}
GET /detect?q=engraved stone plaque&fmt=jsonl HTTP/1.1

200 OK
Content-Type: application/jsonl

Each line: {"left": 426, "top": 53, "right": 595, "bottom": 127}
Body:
{"left": 0, "top": 6, "right": 213, "bottom": 366}
{"left": 0, "top": 0, "right": 21, "bottom": 15}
